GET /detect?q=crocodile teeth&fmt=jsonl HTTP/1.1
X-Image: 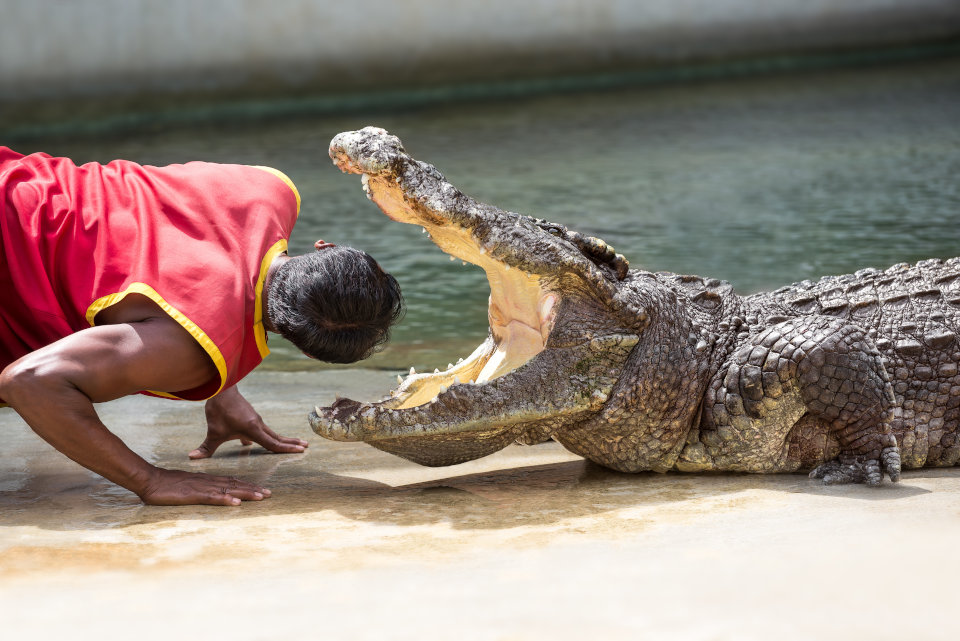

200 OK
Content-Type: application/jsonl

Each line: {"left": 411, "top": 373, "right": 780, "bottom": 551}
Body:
{"left": 449, "top": 255, "right": 456, "bottom": 261}
{"left": 447, "top": 363, "right": 454, "bottom": 370}
{"left": 438, "top": 385, "right": 448, "bottom": 394}
{"left": 397, "top": 374, "right": 403, "bottom": 385}
{"left": 409, "top": 366, "right": 416, "bottom": 375}
{"left": 434, "top": 368, "right": 440, "bottom": 374}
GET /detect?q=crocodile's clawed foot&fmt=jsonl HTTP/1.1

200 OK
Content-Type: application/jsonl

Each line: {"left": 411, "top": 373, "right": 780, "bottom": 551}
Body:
{"left": 809, "top": 446, "right": 901, "bottom": 487}
{"left": 880, "top": 445, "right": 901, "bottom": 482}
{"left": 808, "top": 460, "right": 876, "bottom": 485}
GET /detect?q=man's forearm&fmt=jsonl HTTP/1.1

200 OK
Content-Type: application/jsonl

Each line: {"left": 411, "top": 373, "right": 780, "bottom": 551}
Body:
{"left": 0, "top": 363, "right": 156, "bottom": 496}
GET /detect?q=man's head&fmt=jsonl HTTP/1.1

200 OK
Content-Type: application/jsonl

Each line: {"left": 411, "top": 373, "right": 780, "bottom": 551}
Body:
{"left": 266, "top": 245, "right": 404, "bottom": 363}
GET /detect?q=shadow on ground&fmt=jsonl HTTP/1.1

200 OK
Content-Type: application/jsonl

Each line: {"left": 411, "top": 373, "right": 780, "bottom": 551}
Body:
{"left": 0, "top": 440, "right": 940, "bottom": 533}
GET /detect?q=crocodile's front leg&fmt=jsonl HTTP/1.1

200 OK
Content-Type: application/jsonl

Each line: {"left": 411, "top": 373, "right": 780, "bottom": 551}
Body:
{"left": 700, "top": 316, "right": 901, "bottom": 485}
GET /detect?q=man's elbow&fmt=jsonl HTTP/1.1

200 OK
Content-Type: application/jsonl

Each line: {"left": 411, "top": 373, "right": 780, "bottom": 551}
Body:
{"left": 0, "top": 355, "right": 70, "bottom": 407}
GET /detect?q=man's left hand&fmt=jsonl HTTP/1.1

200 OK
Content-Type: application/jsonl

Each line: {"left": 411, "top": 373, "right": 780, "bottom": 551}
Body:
{"left": 190, "top": 385, "right": 308, "bottom": 459}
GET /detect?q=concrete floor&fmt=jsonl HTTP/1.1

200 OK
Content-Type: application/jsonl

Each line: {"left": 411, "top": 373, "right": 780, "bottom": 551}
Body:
{"left": 2, "top": 369, "right": 959, "bottom": 641}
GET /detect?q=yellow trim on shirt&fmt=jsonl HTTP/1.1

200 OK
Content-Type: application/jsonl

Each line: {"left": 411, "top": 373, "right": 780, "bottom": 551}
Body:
{"left": 85, "top": 283, "right": 229, "bottom": 401}
{"left": 254, "top": 238, "right": 288, "bottom": 359}
{"left": 251, "top": 166, "right": 301, "bottom": 215}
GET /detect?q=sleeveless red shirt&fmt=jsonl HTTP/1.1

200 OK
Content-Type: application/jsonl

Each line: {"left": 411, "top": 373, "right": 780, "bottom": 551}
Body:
{"left": 0, "top": 147, "right": 300, "bottom": 403}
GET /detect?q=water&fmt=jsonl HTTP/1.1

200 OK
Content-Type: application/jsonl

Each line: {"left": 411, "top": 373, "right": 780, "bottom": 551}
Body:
{"left": 26, "top": 57, "right": 960, "bottom": 372}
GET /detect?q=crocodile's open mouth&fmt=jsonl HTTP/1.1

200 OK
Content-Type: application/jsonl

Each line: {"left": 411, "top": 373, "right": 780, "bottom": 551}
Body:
{"left": 312, "top": 128, "right": 637, "bottom": 466}
{"left": 355, "top": 173, "right": 559, "bottom": 411}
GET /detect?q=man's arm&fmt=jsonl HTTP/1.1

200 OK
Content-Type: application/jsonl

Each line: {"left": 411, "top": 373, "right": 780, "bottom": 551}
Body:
{"left": 0, "top": 317, "right": 271, "bottom": 506}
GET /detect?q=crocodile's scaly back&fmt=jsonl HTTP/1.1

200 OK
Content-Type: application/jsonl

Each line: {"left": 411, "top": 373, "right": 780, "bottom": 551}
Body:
{"left": 761, "top": 258, "right": 960, "bottom": 338}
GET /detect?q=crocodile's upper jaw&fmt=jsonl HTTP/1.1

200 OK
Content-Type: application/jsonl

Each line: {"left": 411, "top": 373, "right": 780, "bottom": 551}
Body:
{"left": 334, "top": 128, "right": 559, "bottom": 410}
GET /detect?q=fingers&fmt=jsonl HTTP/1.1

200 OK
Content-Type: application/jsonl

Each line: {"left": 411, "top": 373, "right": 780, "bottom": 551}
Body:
{"left": 191, "top": 418, "right": 308, "bottom": 459}
{"left": 262, "top": 424, "right": 309, "bottom": 447}
{"left": 188, "top": 436, "right": 224, "bottom": 460}
{"left": 209, "top": 476, "right": 271, "bottom": 504}
{"left": 253, "top": 425, "right": 308, "bottom": 454}
{"left": 209, "top": 487, "right": 264, "bottom": 504}
{"left": 189, "top": 433, "right": 306, "bottom": 458}
{"left": 218, "top": 475, "right": 272, "bottom": 499}
{"left": 207, "top": 493, "right": 242, "bottom": 506}
{"left": 255, "top": 434, "right": 308, "bottom": 454}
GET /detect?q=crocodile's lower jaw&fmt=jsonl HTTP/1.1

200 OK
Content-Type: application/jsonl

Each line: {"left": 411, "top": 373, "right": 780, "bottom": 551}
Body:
{"left": 363, "top": 171, "right": 559, "bottom": 410}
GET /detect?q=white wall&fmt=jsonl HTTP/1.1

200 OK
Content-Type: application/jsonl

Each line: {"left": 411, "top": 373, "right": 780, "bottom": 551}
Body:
{"left": 1, "top": 0, "right": 958, "bottom": 101}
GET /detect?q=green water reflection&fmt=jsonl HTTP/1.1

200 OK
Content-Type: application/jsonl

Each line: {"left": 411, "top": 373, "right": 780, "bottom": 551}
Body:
{"left": 30, "top": 58, "right": 960, "bottom": 372}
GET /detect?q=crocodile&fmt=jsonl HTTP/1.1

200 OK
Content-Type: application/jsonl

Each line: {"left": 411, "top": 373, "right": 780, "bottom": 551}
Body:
{"left": 310, "top": 126, "right": 960, "bottom": 486}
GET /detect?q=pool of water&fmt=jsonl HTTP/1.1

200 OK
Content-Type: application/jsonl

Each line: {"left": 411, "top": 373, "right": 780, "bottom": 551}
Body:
{"left": 30, "top": 57, "right": 960, "bottom": 372}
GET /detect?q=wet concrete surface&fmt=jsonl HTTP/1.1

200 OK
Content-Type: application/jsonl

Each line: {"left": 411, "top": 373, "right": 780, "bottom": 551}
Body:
{"left": 2, "top": 369, "right": 959, "bottom": 640}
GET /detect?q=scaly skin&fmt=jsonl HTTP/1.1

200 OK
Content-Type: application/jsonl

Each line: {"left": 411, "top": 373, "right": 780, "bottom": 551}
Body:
{"left": 680, "top": 261, "right": 960, "bottom": 481}
{"left": 311, "top": 127, "right": 960, "bottom": 487}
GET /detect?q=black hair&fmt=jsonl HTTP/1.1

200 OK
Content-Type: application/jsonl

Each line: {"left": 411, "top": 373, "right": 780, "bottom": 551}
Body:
{"left": 266, "top": 246, "right": 404, "bottom": 363}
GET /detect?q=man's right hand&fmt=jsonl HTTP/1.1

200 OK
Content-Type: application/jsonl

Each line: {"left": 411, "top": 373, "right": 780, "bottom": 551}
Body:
{"left": 137, "top": 467, "right": 271, "bottom": 506}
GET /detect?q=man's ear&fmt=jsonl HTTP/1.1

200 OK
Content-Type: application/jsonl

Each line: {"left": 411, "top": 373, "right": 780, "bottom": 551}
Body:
{"left": 314, "top": 239, "right": 336, "bottom": 251}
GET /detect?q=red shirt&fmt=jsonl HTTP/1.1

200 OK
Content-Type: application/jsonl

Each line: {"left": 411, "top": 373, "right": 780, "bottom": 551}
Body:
{"left": 0, "top": 147, "right": 300, "bottom": 403}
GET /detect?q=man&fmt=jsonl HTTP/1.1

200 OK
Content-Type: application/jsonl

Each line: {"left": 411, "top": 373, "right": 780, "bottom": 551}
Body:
{"left": 0, "top": 147, "right": 403, "bottom": 506}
